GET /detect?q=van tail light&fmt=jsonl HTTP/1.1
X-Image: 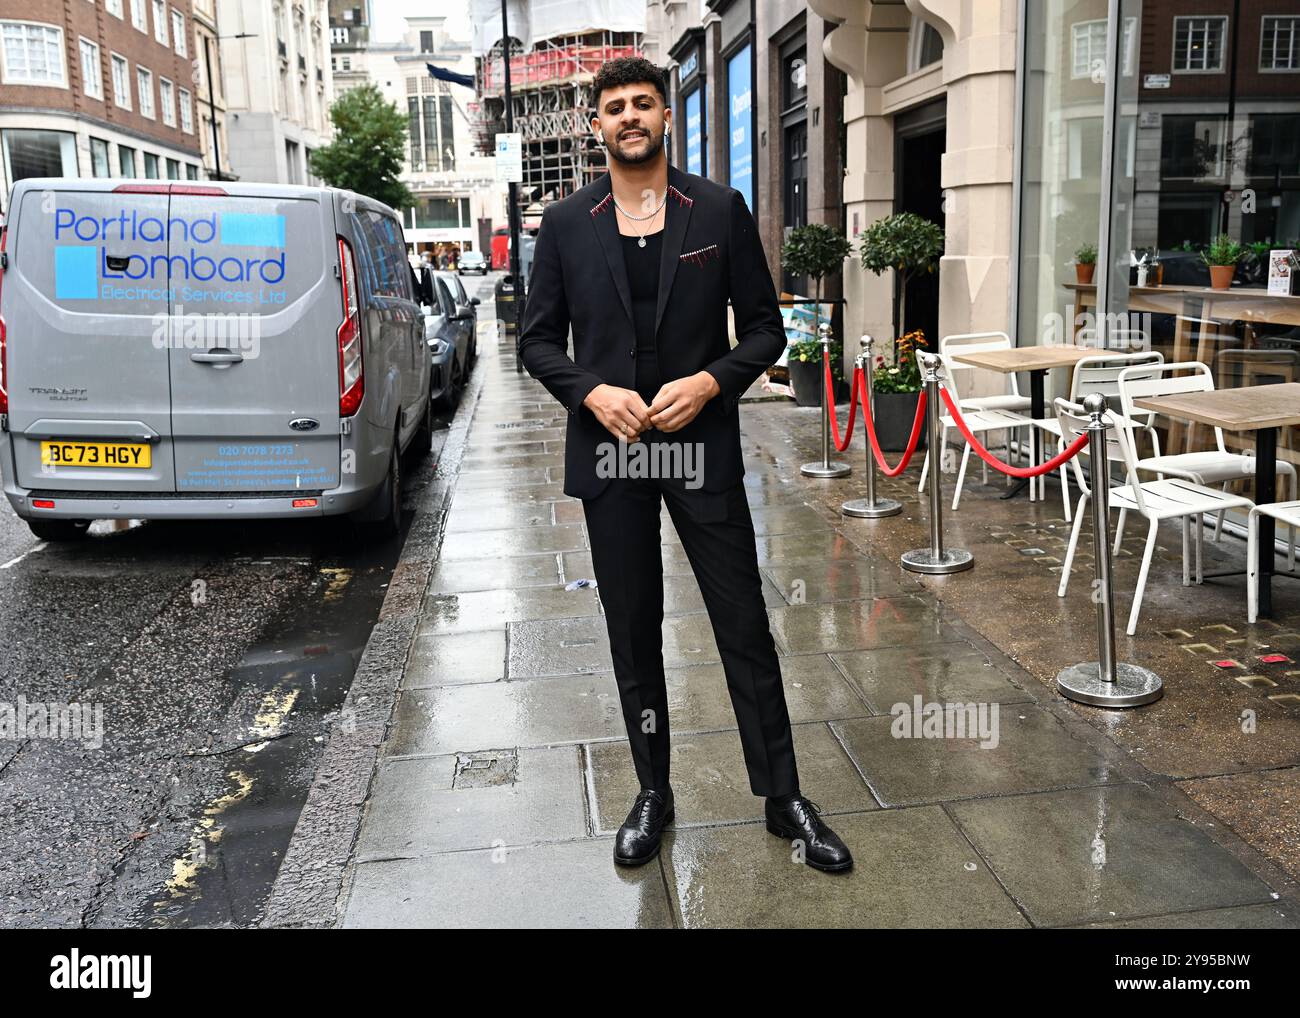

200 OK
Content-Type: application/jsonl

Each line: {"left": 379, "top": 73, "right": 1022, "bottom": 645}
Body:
{"left": 336, "top": 236, "right": 364, "bottom": 417}
{"left": 0, "top": 225, "right": 8, "bottom": 416}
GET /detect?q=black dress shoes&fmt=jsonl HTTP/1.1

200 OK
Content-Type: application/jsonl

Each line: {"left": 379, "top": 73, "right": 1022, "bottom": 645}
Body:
{"left": 614, "top": 787, "right": 674, "bottom": 866}
{"left": 765, "top": 794, "right": 853, "bottom": 872}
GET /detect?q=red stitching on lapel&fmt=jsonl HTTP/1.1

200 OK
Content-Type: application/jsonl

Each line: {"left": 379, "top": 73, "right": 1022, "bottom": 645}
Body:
{"left": 668, "top": 185, "right": 693, "bottom": 208}
{"left": 590, "top": 193, "right": 613, "bottom": 217}
{"left": 679, "top": 244, "right": 719, "bottom": 266}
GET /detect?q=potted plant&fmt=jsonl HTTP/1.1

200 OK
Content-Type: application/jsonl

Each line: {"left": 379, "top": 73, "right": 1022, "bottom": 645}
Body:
{"left": 780, "top": 223, "right": 853, "bottom": 404}
{"left": 858, "top": 212, "right": 944, "bottom": 350}
{"left": 1074, "top": 243, "right": 1097, "bottom": 285}
{"left": 867, "top": 330, "right": 928, "bottom": 451}
{"left": 1203, "top": 233, "right": 1244, "bottom": 289}
{"left": 786, "top": 332, "right": 849, "bottom": 408}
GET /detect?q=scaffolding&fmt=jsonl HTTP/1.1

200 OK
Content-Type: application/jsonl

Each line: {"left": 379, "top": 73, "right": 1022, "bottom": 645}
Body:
{"left": 473, "top": 31, "right": 644, "bottom": 211}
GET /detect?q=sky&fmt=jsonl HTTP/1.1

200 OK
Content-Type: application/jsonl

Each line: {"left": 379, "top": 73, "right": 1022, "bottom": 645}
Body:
{"left": 371, "top": 0, "right": 474, "bottom": 45}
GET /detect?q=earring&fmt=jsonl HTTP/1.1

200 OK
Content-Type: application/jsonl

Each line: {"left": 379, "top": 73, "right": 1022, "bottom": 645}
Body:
{"left": 597, "top": 130, "right": 605, "bottom": 145}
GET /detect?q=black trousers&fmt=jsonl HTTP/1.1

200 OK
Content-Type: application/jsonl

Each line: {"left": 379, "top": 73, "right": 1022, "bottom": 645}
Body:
{"left": 581, "top": 473, "right": 800, "bottom": 798}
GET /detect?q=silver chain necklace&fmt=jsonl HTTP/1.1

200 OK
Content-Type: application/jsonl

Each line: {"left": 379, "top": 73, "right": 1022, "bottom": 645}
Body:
{"left": 612, "top": 189, "right": 667, "bottom": 247}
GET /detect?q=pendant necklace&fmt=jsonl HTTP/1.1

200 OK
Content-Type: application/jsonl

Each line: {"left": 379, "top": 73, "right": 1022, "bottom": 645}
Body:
{"left": 613, "top": 189, "right": 666, "bottom": 247}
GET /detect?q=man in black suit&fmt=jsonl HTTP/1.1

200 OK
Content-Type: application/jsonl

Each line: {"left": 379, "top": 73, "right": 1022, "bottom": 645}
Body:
{"left": 519, "top": 56, "right": 851, "bottom": 873}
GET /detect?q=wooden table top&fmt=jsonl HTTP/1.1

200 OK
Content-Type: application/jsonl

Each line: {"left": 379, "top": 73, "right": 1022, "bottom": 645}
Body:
{"left": 1134, "top": 383, "right": 1300, "bottom": 431}
{"left": 950, "top": 345, "right": 1095, "bottom": 374}
{"left": 1064, "top": 282, "right": 1300, "bottom": 303}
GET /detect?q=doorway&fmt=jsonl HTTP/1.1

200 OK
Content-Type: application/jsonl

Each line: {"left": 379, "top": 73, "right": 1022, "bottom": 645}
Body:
{"left": 894, "top": 99, "right": 946, "bottom": 347}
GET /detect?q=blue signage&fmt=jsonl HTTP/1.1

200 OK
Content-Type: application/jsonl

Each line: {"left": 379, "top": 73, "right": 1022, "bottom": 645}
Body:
{"left": 685, "top": 88, "right": 703, "bottom": 176}
{"left": 727, "top": 45, "right": 753, "bottom": 209}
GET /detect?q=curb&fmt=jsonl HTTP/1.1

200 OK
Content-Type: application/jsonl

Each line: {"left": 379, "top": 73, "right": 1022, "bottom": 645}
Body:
{"left": 260, "top": 347, "right": 489, "bottom": 928}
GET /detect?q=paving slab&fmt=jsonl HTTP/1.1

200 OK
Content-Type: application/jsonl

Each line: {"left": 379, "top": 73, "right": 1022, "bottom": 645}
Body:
{"left": 947, "top": 783, "right": 1279, "bottom": 927}
{"left": 833, "top": 703, "right": 1122, "bottom": 806}
{"left": 385, "top": 673, "right": 625, "bottom": 757}
{"left": 763, "top": 558, "right": 921, "bottom": 604}
{"left": 430, "top": 554, "right": 562, "bottom": 593}
{"left": 768, "top": 597, "right": 958, "bottom": 654}
{"left": 417, "top": 585, "right": 600, "bottom": 635}
{"left": 660, "top": 807, "right": 1028, "bottom": 928}
{"left": 439, "top": 524, "right": 587, "bottom": 560}
{"left": 403, "top": 630, "right": 507, "bottom": 687}
{"left": 356, "top": 746, "right": 587, "bottom": 858}
{"left": 344, "top": 839, "right": 674, "bottom": 929}
{"left": 830, "top": 644, "right": 1035, "bottom": 714}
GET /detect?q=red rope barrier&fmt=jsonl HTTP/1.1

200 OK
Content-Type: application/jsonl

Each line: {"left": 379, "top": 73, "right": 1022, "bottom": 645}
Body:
{"left": 822, "top": 350, "right": 860, "bottom": 452}
{"left": 863, "top": 385, "right": 927, "bottom": 477}
{"left": 937, "top": 386, "right": 1089, "bottom": 479}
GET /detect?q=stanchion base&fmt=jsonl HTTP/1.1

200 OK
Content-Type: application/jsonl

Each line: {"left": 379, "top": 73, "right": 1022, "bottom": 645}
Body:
{"left": 800, "top": 461, "right": 852, "bottom": 478}
{"left": 900, "top": 548, "right": 974, "bottom": 574}
{"left": 1056, "top": 661, "right": 1164, "bottom": 708}
{"left": 842, "top": 497, "right": 902, "bottom": 518}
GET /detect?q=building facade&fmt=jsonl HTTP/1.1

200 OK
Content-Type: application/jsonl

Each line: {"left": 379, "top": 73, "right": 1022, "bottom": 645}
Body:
{"left": 215, "top": 0, "right": 333, "bottom": 184}
{"left": 0, "top": 0, "right": 207, "bottom": 205}
{"left": 328, "top": 14, "right": 499, "bottom": 259}
{"left": 190, "top": 0, "right": 233, "bottom": 179}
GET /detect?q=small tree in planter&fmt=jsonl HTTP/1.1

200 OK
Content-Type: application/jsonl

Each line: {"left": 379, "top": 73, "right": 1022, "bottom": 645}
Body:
{"left": 1202, "top": 233, "right": 1244, "bottom": 290}
{"left": 857, "top": 212, "right": 944, "bottom": 351}
{"left": 781, "top": 224, "right": 853, "bottom": 405}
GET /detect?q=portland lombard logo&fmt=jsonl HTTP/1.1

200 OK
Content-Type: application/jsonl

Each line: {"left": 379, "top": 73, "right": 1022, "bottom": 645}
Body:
{"left": 53, "top": 208, "right": 286, "bottom": 300}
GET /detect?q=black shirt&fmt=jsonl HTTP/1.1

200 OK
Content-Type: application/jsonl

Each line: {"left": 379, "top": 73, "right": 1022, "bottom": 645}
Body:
{"left": 622, "top": 229, "right": 664, "bottom": 403}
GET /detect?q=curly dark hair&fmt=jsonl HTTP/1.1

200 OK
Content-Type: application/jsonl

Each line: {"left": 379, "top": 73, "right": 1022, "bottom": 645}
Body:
{"left": 590, "top": 56, "right": 668, "bottom": 111}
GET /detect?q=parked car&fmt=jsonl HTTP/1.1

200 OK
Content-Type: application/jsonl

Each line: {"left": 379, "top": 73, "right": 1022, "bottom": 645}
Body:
{"left": 458, "top": 249, "right": 487, "bottom": 275}
{"left": 424, "top": 274, "right": 475, "bottom": 412}
{"left": 436, "top": 269, "right": 480, "bottom": 368}
{"left": 0, "top": 179, "right": 431, "bottom": 540}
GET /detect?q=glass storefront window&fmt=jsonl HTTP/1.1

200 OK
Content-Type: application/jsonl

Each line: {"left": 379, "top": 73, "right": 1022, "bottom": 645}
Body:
{"left": 1103, "top": 1, "right": 1300, "bottom": 499}
{"left": 2, "top": 128, "right": 77, "bottom": 184}
{"left": 89, "top": 137, "right": 110, "bottom": 177}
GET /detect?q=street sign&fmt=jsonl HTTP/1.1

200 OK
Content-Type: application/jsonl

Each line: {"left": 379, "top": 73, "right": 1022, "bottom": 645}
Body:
{"left": 495, "top": 132, "right": 522, "bottom": 183}
{"left": 1143, "top": 73, "right": 1171, "bottom": 89}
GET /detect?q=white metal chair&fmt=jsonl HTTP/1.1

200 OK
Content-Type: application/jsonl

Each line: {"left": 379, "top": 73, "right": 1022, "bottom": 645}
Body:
{"left": 1032, "top": 351, "right": 1164, "bottom": 520}
{"left": 1117, "top": 361, "right": 1297, "bottom": 549}
{"left": 939, "top": 332, "right": 1033, "bottom": 414}
{"left": 1247, "top": 500, "right": 1300, "bottom": 623}
{"left": 1055, "top": 397, "right": 1255, "bottom": 636}
{"left": 918, "top": 353, "right": 1033, "bottom": 510}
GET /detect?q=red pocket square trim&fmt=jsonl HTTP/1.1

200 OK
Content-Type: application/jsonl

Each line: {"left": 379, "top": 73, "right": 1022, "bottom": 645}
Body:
{"left": 680, "top": 244, "right": 719, "bottom": 266}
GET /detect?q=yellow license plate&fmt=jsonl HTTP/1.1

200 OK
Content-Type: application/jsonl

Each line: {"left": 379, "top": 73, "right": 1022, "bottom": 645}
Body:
{"left": 40, "top": 440, "right": 152, "bottom": 469}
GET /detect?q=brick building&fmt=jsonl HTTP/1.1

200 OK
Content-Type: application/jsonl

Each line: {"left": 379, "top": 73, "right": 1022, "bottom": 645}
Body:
{"left": 0, "top": 0, "right": 206, "bottom": 206}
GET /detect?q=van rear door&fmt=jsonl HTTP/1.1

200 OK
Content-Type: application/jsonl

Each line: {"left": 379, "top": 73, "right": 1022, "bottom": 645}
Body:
{"left": 4, "top": 183, "right": 176, "bottom": 492}
{"left": 165, "top": 190, "right": 341, "bottom": 493}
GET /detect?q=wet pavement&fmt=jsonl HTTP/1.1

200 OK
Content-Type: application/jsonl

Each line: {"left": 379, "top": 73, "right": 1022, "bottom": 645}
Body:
{"left": 342, "top": 323, "right": 1300, "bottom": 929}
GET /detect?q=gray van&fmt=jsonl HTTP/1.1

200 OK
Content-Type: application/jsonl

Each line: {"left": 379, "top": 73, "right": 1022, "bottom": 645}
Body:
{"left": 0, "top": 179, "right": 431, "bottom": 540}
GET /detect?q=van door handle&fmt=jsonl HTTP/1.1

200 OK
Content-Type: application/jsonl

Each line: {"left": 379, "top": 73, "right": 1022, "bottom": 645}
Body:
{"left": 191, "top": 351, "right": 244, "bottom": 364}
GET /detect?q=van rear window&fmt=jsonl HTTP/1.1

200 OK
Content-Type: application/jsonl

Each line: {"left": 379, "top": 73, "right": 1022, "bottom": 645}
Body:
{"left": 26, "top": 190, "right": 323, "bottom": 315}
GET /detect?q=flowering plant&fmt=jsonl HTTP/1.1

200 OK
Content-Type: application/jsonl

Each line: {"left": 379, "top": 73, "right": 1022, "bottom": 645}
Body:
{"left": 870, "top": 330, "right": 926, "bottom": 394}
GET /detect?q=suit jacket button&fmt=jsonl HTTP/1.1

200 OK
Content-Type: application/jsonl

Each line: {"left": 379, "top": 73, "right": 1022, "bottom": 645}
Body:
{"left": 629, "top": 348, "right": 636, "bottom": 358}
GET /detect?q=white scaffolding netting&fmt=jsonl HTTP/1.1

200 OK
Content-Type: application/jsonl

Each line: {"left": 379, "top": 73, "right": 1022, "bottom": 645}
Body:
{"left": 470, "top": 0, "right": 645, "bottom": 54}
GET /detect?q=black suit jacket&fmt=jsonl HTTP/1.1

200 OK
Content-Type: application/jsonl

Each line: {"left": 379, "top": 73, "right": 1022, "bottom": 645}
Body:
{"left": 518, "top": 164, "right": 786, "bottom": 500}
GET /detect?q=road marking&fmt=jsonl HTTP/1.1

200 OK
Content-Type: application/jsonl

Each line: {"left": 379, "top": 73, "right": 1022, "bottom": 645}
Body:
{"left": 1, "top": 542, "right": 47, "bottom": 570}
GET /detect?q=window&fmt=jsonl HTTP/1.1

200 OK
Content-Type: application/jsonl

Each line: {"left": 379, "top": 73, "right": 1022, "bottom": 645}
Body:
{"left": 152, "top": 0, "right": 168, "bottom": 47}
{"left": 159, "top": 76, "right": 174, "bottom": 125}
{"left": 171, "top": 9, "right": 185, "bottom": 56}
{"left": 1261, "top": 16, "right": 1300, "bottom": 71}
{"left": 131, "top": 0, "right": 147, "bottom": 33}
{"left": 419, "top": 30, "right": 434, "bottom": 52}
{"left": 165, "top": 157, "right": 179, "bottom": 179}
{"left": 1173, "top": 16, "right": 1227, "bottom": 73}
{"left": 330, "top": 26, "right": 348, "bottom": 45}
{"left": 185, "top": 163, "right": 198, "bottom": 180}
{"left": 107, "top": 0, "right": 123, "bottom": 18}
{"left": 178, "top": 87, "right": 192, "bottom": 132}
{"left": 143, "top": 151, "right": 159, "bottom": 178}
{"left": 2, "top": 128, "right": 77, "bottom": 181}
{"left": 1, "top": 22, "right": 66, "bottom": 86}
{"left": 1071, "top": 18, "right": 1136, "bottom": 79}
{"left": 137, "top": 66, "right": 154, "bottom": 118}
{"left": 118, "top": 144, "right": 136, "bottom": 176}
{"left": 110, "top": 53, "right": 130, "bottom": 108}
{"left": 89, "top": 136, "right": 110, "bottom": 177}
{"left": 79, "top": 37, "right": 102, "bottom": 98}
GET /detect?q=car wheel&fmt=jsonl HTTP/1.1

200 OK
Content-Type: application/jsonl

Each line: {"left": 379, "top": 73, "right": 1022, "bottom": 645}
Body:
{"left": 409, "top": 391, "right": 434, "bottom": 461}
{"left": 27, "top": 519, "right": 91, "bottom": 542}
{"left": 434, "top": 357, "right": 461, "bottom": 413}
{"left": 359, "top": 441, "right": 401, "bottom": 541}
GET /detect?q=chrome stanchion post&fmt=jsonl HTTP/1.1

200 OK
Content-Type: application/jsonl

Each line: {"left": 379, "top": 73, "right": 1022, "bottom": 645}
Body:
{"left": 1057, "top": 393, "right": 1163, "bottom": 707}
{"left": 901, "top": 352, "right": 973, "bottom": 574}
{"left": 801, "top": 321, "right": 852, "bottom": 478}
{"left": 843, "top": 334, "right": 901, "bottom": 518}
